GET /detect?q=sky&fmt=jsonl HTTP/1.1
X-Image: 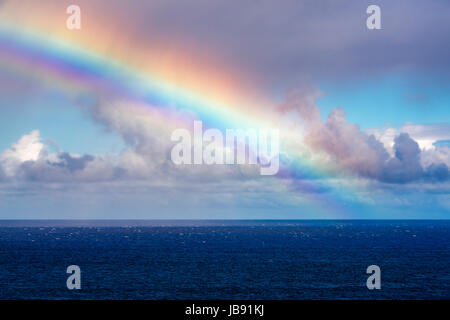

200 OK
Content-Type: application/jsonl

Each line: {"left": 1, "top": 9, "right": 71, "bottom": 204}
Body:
{"left": 0, "top": 0, "right": 449, "bottom": 219}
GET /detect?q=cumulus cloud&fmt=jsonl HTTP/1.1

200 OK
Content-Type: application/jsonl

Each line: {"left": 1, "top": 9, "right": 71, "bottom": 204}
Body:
{"left": 0, "top": 130, "right": 120, "bottom": 182}
{"left": 371, "top": 123, "right": 450, "bottom": 152}
{"left": 422, "top": 145, "right": 450, "bottom": 168}
{"left": 15, "top": 152, "right": 121, "bottom": 183}
{"left": 381, "top": 133, "right": 424, "bottom": 183}
{"left": 2, "top": 93, "right": 448, "bottom": 186}
{"left": 0, "top": 130, "right": 45, "bottom": 176}
{"left": 87, "top": 98, "right": 266, "bottom": 181}
{"left": 282, "top": 88, "right": 450, "bottom": 184}
{"left": 305, "top": 107, "right": 390, "bottom": 180}
{"left": 89, "top": 99, "right": 180, "bottom": 173}
{"left": 0, "top": 100, "right": 264, "bottom": 184}
{"left": 368, "top": 123, "right": 450, "bottom": 181}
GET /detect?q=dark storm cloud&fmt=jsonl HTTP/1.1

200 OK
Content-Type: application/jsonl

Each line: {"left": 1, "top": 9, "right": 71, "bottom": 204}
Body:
{"left": 81, "top": 0, "right": 450, "bottom": 88}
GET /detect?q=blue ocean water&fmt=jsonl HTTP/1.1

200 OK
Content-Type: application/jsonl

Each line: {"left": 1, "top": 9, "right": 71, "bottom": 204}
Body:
{"left": 0, "top": 220, "right": 449, "bottom": 300}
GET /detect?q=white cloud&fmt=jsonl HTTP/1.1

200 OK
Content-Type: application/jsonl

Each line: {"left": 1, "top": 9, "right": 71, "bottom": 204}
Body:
{"left": 368, "top": 123, "right": 450, "bottom": 172}
{"left": 370, "top": 123, "right": 450, "bottom": 151}
{"left": 0, "top": 130, "right": 45, "bottom": 176}
{"left": 1, "top": 91, "right": 449, "bottom": 187}
{"left": 277, "top": 87, "right": 450, "bottom": 183}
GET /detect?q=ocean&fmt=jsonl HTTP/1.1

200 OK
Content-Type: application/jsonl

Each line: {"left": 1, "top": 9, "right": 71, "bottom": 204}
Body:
{"left": 0, "top": 220, "right": 449, "bottom": 299}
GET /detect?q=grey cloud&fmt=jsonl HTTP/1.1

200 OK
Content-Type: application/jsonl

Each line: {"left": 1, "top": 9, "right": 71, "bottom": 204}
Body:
{"left": 287, "top": 90, "right": 450, "bottom": 184}
{"left": 306, "top": 107, "right": 390, "bottom": 180}
{"left": 17, "top": 152, "right": 98, "bottom": 182}
{"left": 15, "top": 0, "right": 446, "bottom": 93}
{"left": 0, "top": 130, "right": 120, "bottom": 183}
{"left": 0, "top": 166, "right": 5, "bottom": 181}
{"left": 86, "top": 98, "right": 266, "bottom": 181}
{"left": 54, "top": 153, "right": 94, "bottom": 172}
{"left": 81, "top": 0, "right": 450, "bottom": 88}
{"left": 277, "top": 86, "right": 323, "bottom": 122}
{"left": 16, "top": 157, "right": 125, "bottom": 183}
{"left": 425, "top": 163, "right": 450, "bottom": 182}
{"left": 381, "top": 133, "right": 424, "bottom": 183}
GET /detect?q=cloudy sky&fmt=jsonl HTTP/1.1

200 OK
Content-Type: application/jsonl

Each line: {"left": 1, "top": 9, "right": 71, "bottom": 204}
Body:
{"left": 0, "top": 0, "right": 449, "bottom": 219}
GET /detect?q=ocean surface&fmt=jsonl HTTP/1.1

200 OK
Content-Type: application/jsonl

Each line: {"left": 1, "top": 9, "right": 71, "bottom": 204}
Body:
{"left": 0, "top": 220, "right": 449, "bottom": 300}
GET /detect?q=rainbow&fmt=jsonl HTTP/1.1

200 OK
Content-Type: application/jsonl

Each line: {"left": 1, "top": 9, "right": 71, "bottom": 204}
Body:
{"left": 0, "top": 21, "right": 364, "bottom": 218}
